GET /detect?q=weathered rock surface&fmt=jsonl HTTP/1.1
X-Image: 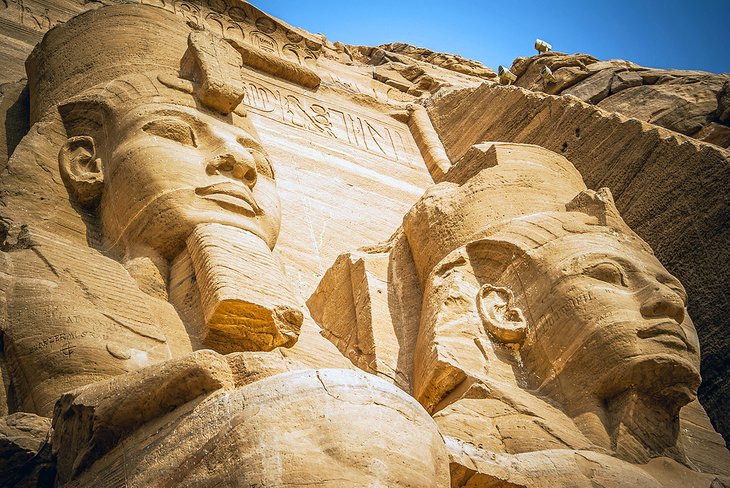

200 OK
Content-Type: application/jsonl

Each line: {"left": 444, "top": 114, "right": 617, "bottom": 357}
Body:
{"left": 511, "top": 52, "right": 601, "bottom": 93}
{"left": 341, "top": 43, "right": 489, "bottom": 98}
{"left": 610, "top": 70, "right": 643, "bottom": 93}
{"left": 0, "top": 413, "right": 54, "bottom": 487}
{"left": 0, "top": 0, "right": 728, "bottom": 486}
{"left": 377, "top": 42, "right": 497, "bottom": 80}
{"left": 563, "top": 67, "right": 619, "bottom": 103}
{"left": 0, "top": 78, "right": 29, "bottom": 168}
{"left": 597, "top": 80, "right": 726, "bottom": 136}
{"left": 512, "top": 52, "right": 730, "bottom": 148}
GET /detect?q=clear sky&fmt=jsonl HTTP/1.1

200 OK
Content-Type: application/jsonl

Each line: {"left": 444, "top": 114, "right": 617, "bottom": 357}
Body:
{"left": 254, "top": 0, "right": 729, "bottom": 74}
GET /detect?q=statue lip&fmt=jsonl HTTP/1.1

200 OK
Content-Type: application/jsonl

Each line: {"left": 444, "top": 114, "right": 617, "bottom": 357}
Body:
{"left": 195, "top": 182, "right": 262, "bottom": 216}
{"left": 638, "top": 321, "right": 693, "bottom": 351}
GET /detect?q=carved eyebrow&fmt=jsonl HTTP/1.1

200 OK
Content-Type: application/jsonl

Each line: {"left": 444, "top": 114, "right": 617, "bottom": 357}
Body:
{"left": 147, "top": 108, "right": 265, "bottom": 152}
{"left": 149, "top": 109, "right": 203, "bottom": 129}
{"left": 572, "top": 253, "right": 688, "bottom": 300}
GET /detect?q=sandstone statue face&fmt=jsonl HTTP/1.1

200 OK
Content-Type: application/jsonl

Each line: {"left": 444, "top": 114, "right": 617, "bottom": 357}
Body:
{"left": 520, "top": 232, "right": 701, "bottom": 404}
{"left": 98, "top": 102, "right": 281, "bottom": 257}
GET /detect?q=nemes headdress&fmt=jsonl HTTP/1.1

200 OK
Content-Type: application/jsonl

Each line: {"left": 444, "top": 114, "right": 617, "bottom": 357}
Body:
{"left": 26, "top": 4, "right": 251, "bottom": 126}
{"left": 9, "top": 3, "right": 276, "bottom": 246}
{"left": 402, "top": 142, "right": 651, "bottom": 286}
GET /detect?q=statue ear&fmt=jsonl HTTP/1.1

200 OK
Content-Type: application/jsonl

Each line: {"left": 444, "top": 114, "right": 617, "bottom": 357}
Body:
{"left": 476, "top": 284, "right": 527, "bottom": 344}
{"left": 59, "top": 135, "right": 104, "bottom": 207}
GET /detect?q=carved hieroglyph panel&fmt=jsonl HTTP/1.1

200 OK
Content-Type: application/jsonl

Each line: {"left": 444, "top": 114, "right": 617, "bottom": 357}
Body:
{"left": 242, "top": 74, "right": 418, "bottom": 163}
{"left": 137, "top": 0, "right": 321, "bottom": 64}
{"left": 239, "top": 68, "right": 432, "bottom": 298}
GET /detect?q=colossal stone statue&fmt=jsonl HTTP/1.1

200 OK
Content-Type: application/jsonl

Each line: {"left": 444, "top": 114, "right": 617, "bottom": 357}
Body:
{"left": 311, "top": 142, "right": 730, "bottom": 487}
{"left": 1, "top": 1, "right": 728, "bottom": 487}
{"left": 0, "top": 4, "right": 449, "bottom": 486}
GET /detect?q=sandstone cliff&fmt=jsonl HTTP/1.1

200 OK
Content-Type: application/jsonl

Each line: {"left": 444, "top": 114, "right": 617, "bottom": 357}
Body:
{"left": 0, "top": 1, "right": 728, "bottom": 484}
{"left": 510, "top": 51, "right": 730, "bottom": 148}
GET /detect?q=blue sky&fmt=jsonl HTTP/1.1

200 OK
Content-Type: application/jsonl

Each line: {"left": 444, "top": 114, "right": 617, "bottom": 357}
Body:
{"left": 255, "top": 1, "right": 729, "bottom": 74}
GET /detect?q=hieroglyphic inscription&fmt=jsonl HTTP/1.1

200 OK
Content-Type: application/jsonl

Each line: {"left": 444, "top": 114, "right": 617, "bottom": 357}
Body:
{"left": 1, "top": 0, "right": 322, "bottom": 69}
{"left": 1, "top": 0, "right": 54, "bottom": 31}
{"left": 283, "top": 43, "right": 317, "bottom": 68}
{"left": 28, "top": 330, "right": 111, "bottom": 354}
{"left": 137, "top": 0, "right": 321, "bottom": 65}
{"left": 251, "top": 31, "right": 276, "bottom": 54}
{"left": 242, "top": 77, "right": 416, "bottom": 162}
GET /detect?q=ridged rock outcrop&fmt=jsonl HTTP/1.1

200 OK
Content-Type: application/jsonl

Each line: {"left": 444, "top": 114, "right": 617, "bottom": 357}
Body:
{"left": 511, "top": 52, "right": 730, "bottom": 148}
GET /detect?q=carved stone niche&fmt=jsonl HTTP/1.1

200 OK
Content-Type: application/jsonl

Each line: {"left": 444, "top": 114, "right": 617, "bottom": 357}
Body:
{"left": 0, "top": 4, "right": 451, "bottom": 486}
{"left": 310, "top": 142, "right": 730, "bottom": 487}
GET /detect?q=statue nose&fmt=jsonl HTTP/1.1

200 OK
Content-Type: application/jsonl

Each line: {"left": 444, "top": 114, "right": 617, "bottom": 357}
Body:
{"left": 640, "top": 285, "right": 685, "bottom": 324}
{"left": 205, "top": 148, "right": 257, "bottom": 189}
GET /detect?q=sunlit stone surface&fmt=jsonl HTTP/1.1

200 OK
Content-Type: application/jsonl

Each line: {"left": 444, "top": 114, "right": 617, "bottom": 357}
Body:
{"left": 0, "top": 1, "right": 727, "bottom": 486}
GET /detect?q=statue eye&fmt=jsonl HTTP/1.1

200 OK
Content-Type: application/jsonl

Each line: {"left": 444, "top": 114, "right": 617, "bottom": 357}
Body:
{"left": 585, "top": 262, "right": 626, "bottom": 286}
{"left": 142, "top": 118, "right": 197, "bottom": 147}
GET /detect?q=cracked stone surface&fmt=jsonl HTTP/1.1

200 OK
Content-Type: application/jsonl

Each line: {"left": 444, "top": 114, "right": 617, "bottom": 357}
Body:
{"left": 0, "top": 1, "right": 728, "bottom": 487}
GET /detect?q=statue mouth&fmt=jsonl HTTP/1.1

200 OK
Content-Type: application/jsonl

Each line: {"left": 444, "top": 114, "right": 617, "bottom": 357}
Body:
{"left": 637, "top": 321, "right": 694, "bottom": 352}
{"left": 195, "top": 183, "right": 262, "bottom": 216}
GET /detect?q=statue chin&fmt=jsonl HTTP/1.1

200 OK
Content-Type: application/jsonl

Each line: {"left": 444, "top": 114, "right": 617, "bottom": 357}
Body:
{"left": 610, "top": 354, "right": 701, "bottom": 408}
{"left": 530, "top": 338, "right": 702, "bottom": 414}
